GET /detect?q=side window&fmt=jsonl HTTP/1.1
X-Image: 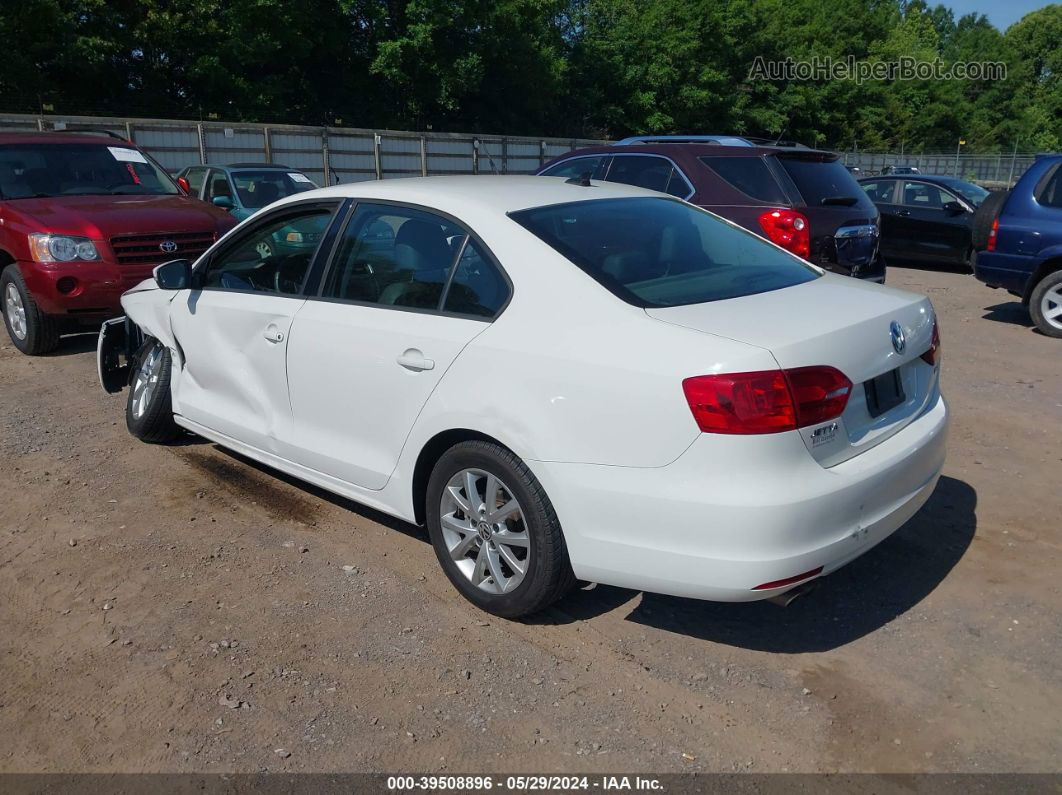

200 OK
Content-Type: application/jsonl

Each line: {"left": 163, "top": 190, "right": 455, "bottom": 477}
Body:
{"left": 540, "top": 156, "right": 605, "bottom": 180}
{"left": 699, "top": 156, "right": 787, "bottom": 203}
{"left": 324, "top": 204, "right": 463, "bottom": 309}
{"left": 664, "top": 168, "right": 693, "bottom": 198}
{"left": 1037, "top": 167, "right": 1062, "bottom": 209}
{"left": 185, "top": 168, "right": 207, "bottom": 197}
{"left": 605, "top": 155, "right": 676, "bottom": 194}
{"left": 201, "top": 207, "right": 335, "bottom": 294}
{"left": 444, "top": 240, "right": 509, "bottom": 317}
{"left": 901, "top": 181, "right": 950, "bottom": 210}
{"left": 860, "top": 180, "right": 896, "bottom": 203}
{"left": 206, "top": 170, "right": 233, "bottom": 202}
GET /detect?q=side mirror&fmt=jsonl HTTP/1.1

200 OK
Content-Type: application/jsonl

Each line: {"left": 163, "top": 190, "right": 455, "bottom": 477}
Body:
{"left": 154, "top": 259, "right": 193, "bottom": 290}
{"left": 212, "top": 195, "right": 234, "bottom": 209}
{"left": 176, "top": 176, "right": 191, "bottom": 195}
{"left": 942, "top": 200, "right": 966, "bottom": 215}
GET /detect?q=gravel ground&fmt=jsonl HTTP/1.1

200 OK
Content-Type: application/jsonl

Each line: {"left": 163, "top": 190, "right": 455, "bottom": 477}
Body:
{"left": 0, "top": 265, "right": 1059, "bottom": 774}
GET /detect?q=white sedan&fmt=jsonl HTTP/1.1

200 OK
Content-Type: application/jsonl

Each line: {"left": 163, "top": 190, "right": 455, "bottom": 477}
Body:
{"left": 98, "top": 176, "right": 948, "bottom": 617}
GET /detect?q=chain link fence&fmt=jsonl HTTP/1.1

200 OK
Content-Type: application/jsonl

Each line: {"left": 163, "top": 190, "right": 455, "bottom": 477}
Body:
{"left": 0, "top": 113, "right": 605, "bottom": 186}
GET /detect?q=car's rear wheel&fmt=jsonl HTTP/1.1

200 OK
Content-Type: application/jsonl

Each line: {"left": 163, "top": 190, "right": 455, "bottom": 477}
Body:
{"left": 1, "top": 265, "right": 59, "bottom": 355}
{"left": 1029, "top": 270, "right": 1062, "bottom": 338}
{"left": 126, "top": 338, "right": 181, "bottom": 442}
{"left": 425, "top": 440, "right": 576, "bottom": 618}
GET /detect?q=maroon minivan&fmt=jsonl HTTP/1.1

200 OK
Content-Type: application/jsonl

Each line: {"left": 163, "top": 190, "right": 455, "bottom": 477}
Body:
{"left": 538, "top": 135, "right": 884, "bottom": 283}
{"left": 0, "top": 132, "right": 236, "bottom": 355}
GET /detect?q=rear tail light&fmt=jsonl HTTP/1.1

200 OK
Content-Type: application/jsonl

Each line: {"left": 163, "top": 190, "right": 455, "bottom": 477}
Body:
{"left": 986, "top": 218, "right": 998, "bottom": 252}
{"left": 682, "top": 366, "right": 851, "bottom": 435}
{"left": 921, "top": 317, "right": 941, "bottom": 366}
{"left": 758, "top": 209, "right": 811, "bottom": 259}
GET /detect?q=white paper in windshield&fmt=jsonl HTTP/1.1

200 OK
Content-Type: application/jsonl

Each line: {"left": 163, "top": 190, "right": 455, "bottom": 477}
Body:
{"left": 288, "top": 172, "right": 313, "bottom": 184}
{"left": 108, "top": 147, "right": 148, "bottom": 164}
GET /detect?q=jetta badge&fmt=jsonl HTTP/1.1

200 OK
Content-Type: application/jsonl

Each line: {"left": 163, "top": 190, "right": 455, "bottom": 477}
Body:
{"left": 890, "top": 321, "right": 906, "bottom": 354}
{"left": 159, "top": 240, "right": 178, "bottom": 254}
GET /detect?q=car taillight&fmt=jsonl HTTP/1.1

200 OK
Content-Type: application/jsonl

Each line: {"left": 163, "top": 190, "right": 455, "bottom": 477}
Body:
{"left": 921, "top": 317, "right": 941, "bottom": 366}
{"left": 758, "top": 209, "right": 810, "bottom": 259}
{"left": 986, "top": 218, "right": 998, "bottom": 252}
{"left": 682, "top": 366, "right": 851, "bottom": 435}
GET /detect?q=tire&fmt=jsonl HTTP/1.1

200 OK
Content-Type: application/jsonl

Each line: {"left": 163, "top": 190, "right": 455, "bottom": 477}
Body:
{"left": 1029, "top": 269, "right": 1062, "bottom": 339}
{"left": 970, "top": 190, "right": 1009, "bottom": 251}
{"left": 1, "top": 265, "right": 60, "bottom": 355}
{"left": 125, "top": 338, "right": 181, "bottom": 442}
{"left": 425, "top": 440, "right": 576, "bottom": 618}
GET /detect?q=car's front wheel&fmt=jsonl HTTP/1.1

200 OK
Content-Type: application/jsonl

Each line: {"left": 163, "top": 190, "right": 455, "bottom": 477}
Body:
{"left": 1, "top": 265, "right": 59, "bottom": 355}
{"left": 126, "top": 338, "right": 181, "bottom": 442}
{"left": 426, "top": 440, "right": 576, "bottom": 618}
{"left": 1029, "top": 269, "right": 1062, "bottom": 339}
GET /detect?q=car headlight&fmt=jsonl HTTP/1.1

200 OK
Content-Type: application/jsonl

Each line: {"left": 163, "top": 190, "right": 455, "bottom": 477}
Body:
{"left": 28, "top": 234, "right": 100, "bottom": 263}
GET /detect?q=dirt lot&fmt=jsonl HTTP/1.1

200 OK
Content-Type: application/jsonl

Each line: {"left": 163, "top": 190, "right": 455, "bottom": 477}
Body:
{"left": 0, "top": 265, "right": 1059, "bottom": 775}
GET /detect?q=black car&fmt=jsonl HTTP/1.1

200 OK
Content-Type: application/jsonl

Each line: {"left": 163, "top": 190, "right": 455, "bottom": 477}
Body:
{"left": 858, "top": 174, "right": 989, "bottom": 269}
{"left": 538, "top": 136, "right": 884, "bottom": 282}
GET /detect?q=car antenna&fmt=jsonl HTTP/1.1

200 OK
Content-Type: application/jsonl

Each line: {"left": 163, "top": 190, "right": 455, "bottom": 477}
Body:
{"left": 773, "top": 122, "right": 789, "bottom": 146}
{"left": 565, "top": 171, "right": 593, "bottom": 187}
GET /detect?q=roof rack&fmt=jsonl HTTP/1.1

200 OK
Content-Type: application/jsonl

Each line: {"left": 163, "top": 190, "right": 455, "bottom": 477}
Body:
{"left": 48, "top": 128, "right": 130, "bottom": 141}
{"left": 614, "top": 134, "right": 810, "bottom": 149}
{"left": 615, "top": 135, "right": 756, "bottom": 147}
{"left": 227, "top": 162, "right": 290, "bottom": 168}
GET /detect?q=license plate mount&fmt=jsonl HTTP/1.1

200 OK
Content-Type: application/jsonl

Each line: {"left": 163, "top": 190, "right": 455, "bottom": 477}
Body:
{"left": 864, "top": 368, "right": 904, "bottom": 418}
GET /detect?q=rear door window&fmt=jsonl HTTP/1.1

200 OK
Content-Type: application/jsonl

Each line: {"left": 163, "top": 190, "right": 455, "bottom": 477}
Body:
{"left": 901, "top": 181, "right": 953, "bottom": 210}
{"left": 604, "top": 155, "right": 691, "bottom": 198}
{"left": 184, "top": 167, "right": 208, "bottom": 198}
{"left": 860, "top": 180, "right": 897, "bottom": 203}
{"left": 699, "top": 156, "right": 787, "bottom": 203}
{"left": 776, "top": 155, "right": 874, "bottom": 209}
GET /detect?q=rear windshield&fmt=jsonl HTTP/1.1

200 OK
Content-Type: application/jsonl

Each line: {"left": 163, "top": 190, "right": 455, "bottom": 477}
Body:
{"left": 0, "top": 143, "right": 179, "bottom": 198}
{"left": 776, "top": 155, "right": 873, "bottom": 209}
{"left": 231, "top": 170, "right": 317, "bottom": 209}
{"left": 509, "top": 197, "right": 819, "bottom": 308}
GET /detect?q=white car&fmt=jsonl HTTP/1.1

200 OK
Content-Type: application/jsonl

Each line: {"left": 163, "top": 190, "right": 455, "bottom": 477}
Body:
{"left": 98, "top": 176, "right": 948, "bottom": 617}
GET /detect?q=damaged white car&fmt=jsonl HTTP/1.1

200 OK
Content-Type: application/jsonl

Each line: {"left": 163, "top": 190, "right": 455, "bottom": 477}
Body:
{"left": 99, "top": 176, "right": 948, "bottom": 617}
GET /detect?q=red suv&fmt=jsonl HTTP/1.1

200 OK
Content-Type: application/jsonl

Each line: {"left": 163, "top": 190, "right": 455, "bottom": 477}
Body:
{"left": 0, "top": 132, "right": 237, "bottom": 354}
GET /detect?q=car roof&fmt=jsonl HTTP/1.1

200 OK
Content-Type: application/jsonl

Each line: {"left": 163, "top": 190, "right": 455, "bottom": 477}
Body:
{"left": 553, "top": 142, "right": 836, "bottom": 160}
{"left": 270, "top": 175, "right": 665, "bottom": 214}
{"left": 0, "top": 132, "right": 131, "bottom": 146}
{"left": 193, "top": 163, "right": 297, "bottom": 171}
{"left": 858, "top": 174, "right": 971, "bottom": 186}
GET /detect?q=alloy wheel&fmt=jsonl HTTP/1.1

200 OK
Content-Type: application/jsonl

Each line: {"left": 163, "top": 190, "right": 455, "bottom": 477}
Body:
{"left": 131, "top": 344, "right": 164, "bottom": 419}
{"left": 1040, "top": 285, "right": 1062, "bottom": 331}
{"left": 4, "top": 283, "right": 27, "bottom": 340}
{"left": 439, "top": 468, "right": 530, "bottom": 594}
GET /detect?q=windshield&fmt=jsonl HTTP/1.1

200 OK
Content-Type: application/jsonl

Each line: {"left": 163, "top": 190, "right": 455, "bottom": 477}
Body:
{"left": 510, "top": 197, "right": 819, "bottom": 308}
{"left": 231, "top": 170, "right": 317, "bottom": 209}
{"left": 946, "top": 180, "right": 989, "bottom": 206}
{"left": 0, "top": 143, "right": 179, "bottom": 198}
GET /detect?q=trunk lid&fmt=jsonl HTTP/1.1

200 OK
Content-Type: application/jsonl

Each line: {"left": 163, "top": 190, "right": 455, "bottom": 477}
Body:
{"left": 646, "top": 274, "right": 939, "bottom": 466}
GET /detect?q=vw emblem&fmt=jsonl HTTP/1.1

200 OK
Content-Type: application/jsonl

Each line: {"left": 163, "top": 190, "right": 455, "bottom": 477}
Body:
{"left": 159, "top": 240, "right": 178, "bottom": 254}
{"left": 890, "top": 321, "right": 906, "bottom": 354}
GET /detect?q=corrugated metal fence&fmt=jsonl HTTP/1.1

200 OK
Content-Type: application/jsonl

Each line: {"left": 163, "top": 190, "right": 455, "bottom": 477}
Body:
{"left": 0, "top": 113, "right": 605, "bottom": 185}
{"left": 840, "top": 150, "right": 1039, "bottom": 186}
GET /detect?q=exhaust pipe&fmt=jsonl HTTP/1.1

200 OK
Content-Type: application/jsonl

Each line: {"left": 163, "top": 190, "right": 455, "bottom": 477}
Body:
{"left": 765, "top": 579, "right": 819, "bottom": 607}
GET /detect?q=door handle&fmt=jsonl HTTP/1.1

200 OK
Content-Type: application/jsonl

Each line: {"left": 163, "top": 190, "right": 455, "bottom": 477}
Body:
{"left": 263, "top": 325, "right": 285, "bottom": 343}
{"left": 396, "top": 349, "right": 435, "bottom": 371}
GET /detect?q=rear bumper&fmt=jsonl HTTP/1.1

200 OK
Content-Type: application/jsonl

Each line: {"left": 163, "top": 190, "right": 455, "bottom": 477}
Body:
{"left": 973, "top": 251, "right": 1034, "bottom": 295}
{"left": 16, "top": 258, "right": 154, "bottom": 318}
{"left": 533, "top": 391, "right": 948, "bottom": 602}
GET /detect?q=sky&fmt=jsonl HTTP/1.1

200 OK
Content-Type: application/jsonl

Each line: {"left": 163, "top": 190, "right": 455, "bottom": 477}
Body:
{"left": 940, "top": 0, "right": 1054, "bottom": 30}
